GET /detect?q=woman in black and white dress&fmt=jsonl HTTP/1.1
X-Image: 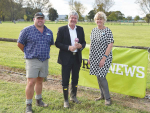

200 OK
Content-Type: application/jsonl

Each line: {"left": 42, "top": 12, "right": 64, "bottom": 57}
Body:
{"left": 88, "top": 11, "right": 114, "bottom": 106}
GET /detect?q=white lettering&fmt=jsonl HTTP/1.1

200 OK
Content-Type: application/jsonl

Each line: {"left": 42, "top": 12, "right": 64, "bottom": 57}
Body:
{"left": 124, "top": 65, "right": 136, "bottom": 77}
{"left": 110, "top": 63, "right": 117, "bottom": 74}
{"left": 115, "top": 64, "right": 124, "bottom": 75}
{"left": 108, "top": 63, "right": 145, "bottom": 78}
{"left": 136, "top": 66, "right": 145, "bottom": 78}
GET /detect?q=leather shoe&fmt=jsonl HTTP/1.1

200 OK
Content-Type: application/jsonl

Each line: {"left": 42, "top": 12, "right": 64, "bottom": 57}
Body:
{"left": 105, "top": 99, "right": 111, "bottom": 106}
{"left": 36, "top": 98, "right": 48, "bottom": 107}
{"left": 95, "top": 96, "right": 104, "bottom": 101}
{"left": 26, "top": 104, "right": 32, "bottom": 113}
{"left": 70, "top": 97, "right": 81, "bottom": 104}
{"left": 64, "top": 101, "right": 69, "bottom": 108}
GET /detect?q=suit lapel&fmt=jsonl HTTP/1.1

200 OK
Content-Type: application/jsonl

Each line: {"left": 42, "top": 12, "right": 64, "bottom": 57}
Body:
{"left": 76, "top": 26, "right": 80, "bottom": 43}
{"left": 65, "top": 25, "right": 71, "bottom": 45}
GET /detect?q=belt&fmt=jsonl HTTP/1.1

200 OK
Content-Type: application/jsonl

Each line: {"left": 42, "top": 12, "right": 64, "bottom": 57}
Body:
{"left": 72, "top": 52, "right": 77, "bottom": 55}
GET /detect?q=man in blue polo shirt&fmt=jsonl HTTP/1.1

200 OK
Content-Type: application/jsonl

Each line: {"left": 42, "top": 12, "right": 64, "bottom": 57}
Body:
{"left": 17, "top": 12, "right": 54, "bottom": 113}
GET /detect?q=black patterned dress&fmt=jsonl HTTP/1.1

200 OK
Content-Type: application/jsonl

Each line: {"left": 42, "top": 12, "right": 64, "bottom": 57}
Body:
{"left": 89, "top": 27, "right": 114, "bottom": 77}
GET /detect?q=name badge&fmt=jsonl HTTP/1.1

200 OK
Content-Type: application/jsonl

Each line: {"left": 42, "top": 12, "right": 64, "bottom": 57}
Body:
{"left": 46, "top": 33, "right": 51, "bottom": 36}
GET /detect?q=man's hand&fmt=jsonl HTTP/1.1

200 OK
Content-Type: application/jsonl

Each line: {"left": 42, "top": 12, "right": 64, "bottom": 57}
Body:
{"left": 69, "top": 46, "right": 77, "bottom": 52}
{"left": 17, "top": 43, "right": 24, "bottom": 52}
{"left": 74, "top": 43, "right": 82, "bottom": 49}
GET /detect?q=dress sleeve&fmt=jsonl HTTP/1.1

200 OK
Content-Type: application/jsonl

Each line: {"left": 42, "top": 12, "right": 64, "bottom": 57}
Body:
{"left": 107, "top": 28, "right": 114, "bottom": 44}
{"left": 90, "top": 29, "right": 94, "bottom": 40}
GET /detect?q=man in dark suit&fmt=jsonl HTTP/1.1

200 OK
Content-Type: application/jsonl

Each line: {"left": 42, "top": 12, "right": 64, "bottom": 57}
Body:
{"left": 55, "top": 11, "right": 86, "bottom": 108}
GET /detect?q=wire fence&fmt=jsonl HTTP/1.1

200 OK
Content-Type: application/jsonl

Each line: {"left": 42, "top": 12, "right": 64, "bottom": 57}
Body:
{"left": 1, "top": 21, "right": 150, "bottom": 26}
{"left": 45, "top": 21, "right": 150, "bottom": 26}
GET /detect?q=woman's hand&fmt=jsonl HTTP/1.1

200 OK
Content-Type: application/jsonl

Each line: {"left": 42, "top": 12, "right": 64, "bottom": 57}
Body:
{"left": 88, "top": 59, "right": 90, "bottom": 65}
{"left": 99, "top": 59, "right": 105, "bottom": 68}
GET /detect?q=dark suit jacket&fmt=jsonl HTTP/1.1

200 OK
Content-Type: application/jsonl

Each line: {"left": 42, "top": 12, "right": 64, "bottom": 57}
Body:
{"left": 55, "top": 25, "right": 86, "bottom": 65}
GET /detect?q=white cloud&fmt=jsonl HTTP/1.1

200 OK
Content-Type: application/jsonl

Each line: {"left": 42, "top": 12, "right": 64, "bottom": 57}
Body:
{"left": 50, "top": 0, "right": 94, "bottom": 15}
{"left": 51, "top": 0, "right": 70, "bottom": 15}
{"left": 110, "top": 0, "right": 145, "bottom": 17}
{"left": 50, "top": 0, "right": 146, "bottom": 17}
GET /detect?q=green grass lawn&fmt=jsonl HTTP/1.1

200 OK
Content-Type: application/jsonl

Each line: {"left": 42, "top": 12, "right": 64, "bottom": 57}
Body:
{"left": 0, "top": 80, "right": 149, "bottom": 113}
{"left": 0, "top": 41, "right": 61, "bottom": 75}
{"left": 0, "top": 22, "right": 150, "bottom": 112}
{"left": 0, "top": 22, "right": 150, "bottom": 47}
{"left": 0, "top": 22, "right": 149, "bottom": 79}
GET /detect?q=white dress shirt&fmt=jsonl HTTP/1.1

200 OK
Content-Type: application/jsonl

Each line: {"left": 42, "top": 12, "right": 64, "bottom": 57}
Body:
{"left": 68, "top": 25, "right": 78, "bottom": 52}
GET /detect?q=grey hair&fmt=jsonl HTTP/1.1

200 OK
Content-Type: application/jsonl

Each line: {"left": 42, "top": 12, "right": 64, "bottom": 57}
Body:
{"left": 94, "top": 11, "right": 107, "bottom": 23}
{"left": 68, "top": 10, "right": 79, "bottom": 19}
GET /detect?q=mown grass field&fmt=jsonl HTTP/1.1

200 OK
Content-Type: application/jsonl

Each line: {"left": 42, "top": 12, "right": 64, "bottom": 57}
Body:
{"left": 0, "top": 22, "right": 150, "bottom": 112}
{"left": 0, "top": 79, "right": 149, "bottom": 113}
{"left": 0, "top": 22, "right": 150, "bottom": 75}
{"left": 0, "top": 21, "right": 150, "bottom": 46}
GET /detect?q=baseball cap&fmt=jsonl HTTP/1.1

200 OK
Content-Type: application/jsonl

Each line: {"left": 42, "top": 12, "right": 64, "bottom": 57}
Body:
{"left": 34, "top": 12, "right": 45, "bottom": 18}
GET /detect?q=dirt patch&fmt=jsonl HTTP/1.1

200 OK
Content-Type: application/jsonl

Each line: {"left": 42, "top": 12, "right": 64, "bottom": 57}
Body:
{"left": 1, "top": 68, "right": 150, "bottom": 112}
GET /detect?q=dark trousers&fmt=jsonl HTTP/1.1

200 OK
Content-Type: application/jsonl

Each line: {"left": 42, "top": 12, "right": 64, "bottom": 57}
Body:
{"left": 61, "top": 53, "right": 81, "bottom": 87}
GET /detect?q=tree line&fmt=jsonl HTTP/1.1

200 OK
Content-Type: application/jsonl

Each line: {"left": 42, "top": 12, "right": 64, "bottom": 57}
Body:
{"left": 0, "top": 0, "right": 150, "bottom": 23}
{"left": 0, "top": 0, "right": 56, "bottom": 21}
{"left": 86, "top": 0, "right": 150, "bottom": 23}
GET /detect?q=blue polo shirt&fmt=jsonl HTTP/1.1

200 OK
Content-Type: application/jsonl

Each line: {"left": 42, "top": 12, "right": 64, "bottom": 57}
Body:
{"left": 18, "top": 25, "right": 54, "bottom": 61}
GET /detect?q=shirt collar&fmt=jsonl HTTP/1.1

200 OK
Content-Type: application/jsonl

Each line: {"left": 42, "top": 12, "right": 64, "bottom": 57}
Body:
{"left": 33, "top": 25, "right": 47, "bottom": 34}
{"left": 68, "top": 24, "right": 77, "bottom": 30}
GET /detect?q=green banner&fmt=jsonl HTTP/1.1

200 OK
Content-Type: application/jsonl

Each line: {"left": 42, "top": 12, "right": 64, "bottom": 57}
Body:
{"left": 79, "top": 46, "right": 148, "bottom": 98}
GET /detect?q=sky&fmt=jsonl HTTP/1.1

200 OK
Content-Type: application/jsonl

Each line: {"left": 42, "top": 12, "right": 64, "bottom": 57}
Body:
{"left": 50, "top": 0, "right": 146, "bottom": 18}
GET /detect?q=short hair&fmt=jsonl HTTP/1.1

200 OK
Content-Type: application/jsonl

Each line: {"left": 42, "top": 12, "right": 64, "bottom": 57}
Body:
{"left": 94, "top": 11, "right": 107, "bottom": 23}
{"left": 68, "top": 10, "right": 79, "bottom": 19}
